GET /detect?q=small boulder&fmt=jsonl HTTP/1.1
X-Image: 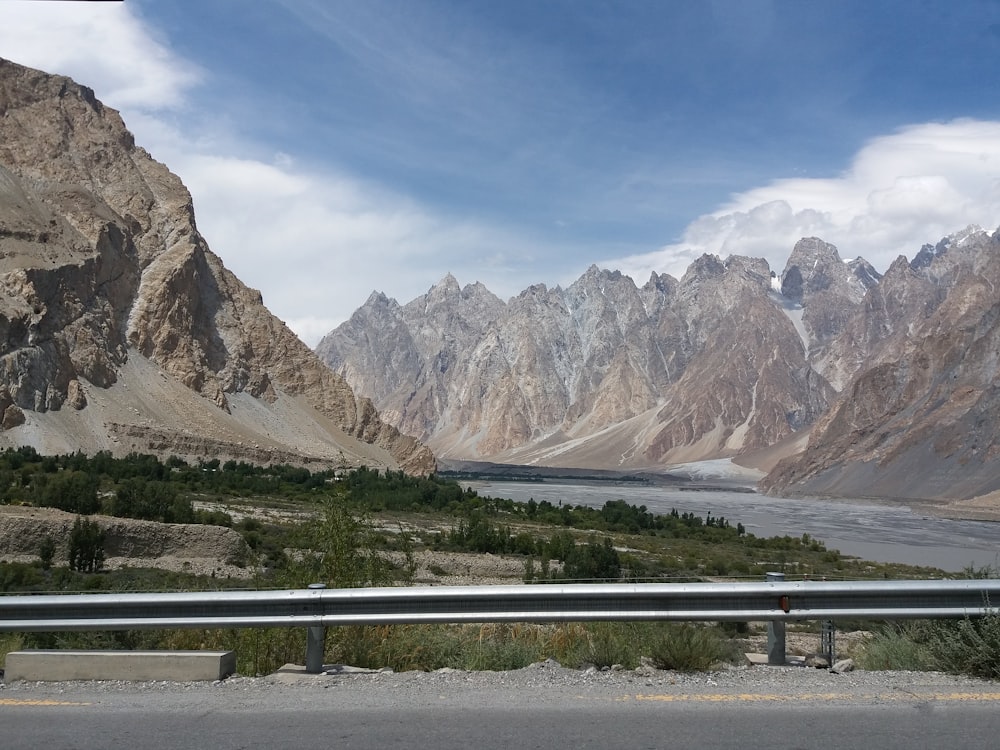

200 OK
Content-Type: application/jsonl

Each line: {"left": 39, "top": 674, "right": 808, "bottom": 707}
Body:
{"left": 831, "top": 658, "right": 855, "bottom": 674}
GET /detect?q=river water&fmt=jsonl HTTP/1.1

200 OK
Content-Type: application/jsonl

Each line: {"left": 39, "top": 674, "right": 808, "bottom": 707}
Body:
{"left": 465, "top": 481, "right": 1000, "bottom": 573}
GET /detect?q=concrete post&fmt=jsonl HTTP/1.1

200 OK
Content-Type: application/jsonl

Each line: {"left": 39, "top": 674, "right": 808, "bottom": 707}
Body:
{"left": 766, "top": 572, "right": 786, "bottom": 666}
{"left": 306, "top": 583, "right": 327, "bottom": 674}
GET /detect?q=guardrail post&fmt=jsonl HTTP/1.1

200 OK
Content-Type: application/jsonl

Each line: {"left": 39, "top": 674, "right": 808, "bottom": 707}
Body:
{"left": 306, "top": 583, "right": 327, "bottom": 674}
{"left": 820, "top": 620, "right": 836, "bottom": 665}
{"left": 766, "top": 572, "right": 786, "bottom": 665}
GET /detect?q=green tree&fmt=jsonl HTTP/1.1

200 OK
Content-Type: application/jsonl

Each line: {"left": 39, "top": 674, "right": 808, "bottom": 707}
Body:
{"left": 287, "top": 499, "right": 392, "bottom": 589}
{"left": 68, "top": 517, "right": 105, "bottom": 573}
{"left": 38, "top": 535, "right": 55, "bottom": 570}
{"left": 38, "top": 471, "right": 99, "bottom": 514}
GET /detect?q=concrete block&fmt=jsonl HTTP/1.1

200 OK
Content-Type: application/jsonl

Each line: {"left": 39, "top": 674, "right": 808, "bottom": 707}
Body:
{"left": 3, "top": 649, "right": 236, "bottom": 682}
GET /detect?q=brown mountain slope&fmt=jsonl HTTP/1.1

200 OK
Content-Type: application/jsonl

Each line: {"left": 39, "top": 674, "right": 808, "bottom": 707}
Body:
{"left": 761, "top": 230, "right": 1000, "bottom": 501}
{"left": 0, "top": 58, "right": 433, "bottom": 474}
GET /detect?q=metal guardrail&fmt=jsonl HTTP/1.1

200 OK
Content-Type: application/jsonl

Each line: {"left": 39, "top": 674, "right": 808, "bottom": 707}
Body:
{"left": 2, "top": 579, "right": 997, "bottom": 632}
{"left": 3, "top": 579, "right": 997, "bottom": 671}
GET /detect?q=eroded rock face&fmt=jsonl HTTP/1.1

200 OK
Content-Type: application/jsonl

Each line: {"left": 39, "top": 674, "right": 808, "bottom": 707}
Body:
{"left": 321, "top": 223, "right": 1000, "bottom": 500}
{"left": 762, "top": 227, "right": 1000, "bottom": 500}
{"left": 321, "top": 258, "right": 835, "bottom": 469}
{"left": 0, "top": 505, "right": 251, "bottom": 575}
{"left": 0, "top": 58, "right": 433, "bottom": 475}
{"left": 779, "top": 237, "right": 881, "bottom": 391}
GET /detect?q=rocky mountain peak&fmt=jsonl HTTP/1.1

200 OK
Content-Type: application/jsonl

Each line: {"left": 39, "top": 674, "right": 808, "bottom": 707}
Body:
{"left": 846, "top": 257, "right": 882, "bottom": 289}
{"left": 780, "top": 237, "right": 853, "bottom": 302}
{"left": 0, "top": 58, "right": 433, "bottom": 474}
{"left": 764, "top": 226, "right": 1000, "bottom": 501}
{"left": 429, "top": 272, "right": 461, "bottom": 296}
{"left": 681, "top": 253, "right": 727, "bottom": 283}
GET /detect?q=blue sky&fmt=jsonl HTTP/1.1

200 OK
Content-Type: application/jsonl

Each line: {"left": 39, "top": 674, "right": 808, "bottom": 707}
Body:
{"left": 3, "top": 1, "right": 1000, "bottom": 345}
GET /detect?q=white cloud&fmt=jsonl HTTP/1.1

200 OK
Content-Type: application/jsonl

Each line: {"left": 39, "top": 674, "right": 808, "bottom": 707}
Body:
{"left": 0, "top": 2, "right": 200, "bottom": 110}
{"left": 157, "top": 145, "right": 550, "bottom": 346}
{"left": 608, "top": 120, "right": 1000, "bottom": 281}
{"left": 6, "top": 3, "right": 1000, "bottom": 350}
{"left": 0, "top": 2, "right": 546, "bottom": 347}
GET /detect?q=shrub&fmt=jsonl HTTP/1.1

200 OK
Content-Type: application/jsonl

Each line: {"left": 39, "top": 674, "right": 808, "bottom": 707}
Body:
{"left": 926, "top": 613, "right": 1000, "bottom": 679}
{"left": 563, "top": 538, "right": 621, "bottom": 581}
{"left": 857, "top": 622, "right": 935, "bottom": 671}
{"left": 646, "top": 623, "right": 738, "bottom": 672}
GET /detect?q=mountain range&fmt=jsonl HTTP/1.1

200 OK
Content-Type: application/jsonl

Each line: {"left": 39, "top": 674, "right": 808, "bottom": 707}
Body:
{"left": 318, "top": 228, "right": 1000, "bottom": 503}
{"left": 3, "top": 57, "right": 998, "bottom": 507}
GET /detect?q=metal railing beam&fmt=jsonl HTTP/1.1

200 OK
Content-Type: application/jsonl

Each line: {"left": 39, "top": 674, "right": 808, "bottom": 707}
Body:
{"left": 2, "top": 579, "right": 997, "bottom": 633}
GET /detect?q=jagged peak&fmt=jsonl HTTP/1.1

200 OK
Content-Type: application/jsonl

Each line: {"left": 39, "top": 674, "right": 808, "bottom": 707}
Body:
{"left": 355, "top": 290, "right": 404, "bottom": 318}
{"left": 569, "top": 264, "right": 628, "bottom": 291}
{"left": 911, "top": 224, "right": 989, "bottom": 271}
{"left": 847, "top": 257, "right": 882, "bottom": 289}
{"left": 884, "top": 254, "right": 913, "bottom": 278}
{"left": 643, "top": 271, "right": 678, "bottom": 293}
{"left": 517, "top": 282, "right": 550, "bottom": 299}
{"left": 429, "top": 272, "right": 461, "bottom": 294}
{"left": 458, "top": 280, "right": 504, "bottom": 310}
{"left": 786, "top": 236, "right": 843, "bottom": 266}
{"left": 680, "top": 253, "right": 726, "bottom": 283}
{"left": 724, "top": 254, "right": 772, "bottom": 281}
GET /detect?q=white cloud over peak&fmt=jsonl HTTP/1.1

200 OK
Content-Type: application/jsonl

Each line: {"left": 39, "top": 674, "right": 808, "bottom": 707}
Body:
{"left": 0, "top": 2, "right": 200, "bottom": 110}
{"left": 159, "top": 147, "right": 549, "bottom": 346}
{"left": 6, "top": 4, "right": 1000, "bottom": 350}
{"left": 609, "top": 119, "right": 1000, "bottom": 281}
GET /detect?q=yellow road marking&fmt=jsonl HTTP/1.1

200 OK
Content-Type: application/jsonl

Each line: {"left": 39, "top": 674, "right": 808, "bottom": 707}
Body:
{"left": 0, "top": 698, "right": 92, "bottom": 706}
{"left": 626, "top": 692, "right": 1000, "bottom": 703}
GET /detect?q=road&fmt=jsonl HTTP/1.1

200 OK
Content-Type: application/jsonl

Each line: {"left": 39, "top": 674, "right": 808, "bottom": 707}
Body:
{"left": 4, "top": 668, "right": 1000, "bottom": 749}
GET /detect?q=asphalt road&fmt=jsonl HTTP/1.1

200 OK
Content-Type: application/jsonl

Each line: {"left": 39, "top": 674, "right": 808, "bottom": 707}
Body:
{"left": 5, "top": 670, "right": 1000, "bottom": 750}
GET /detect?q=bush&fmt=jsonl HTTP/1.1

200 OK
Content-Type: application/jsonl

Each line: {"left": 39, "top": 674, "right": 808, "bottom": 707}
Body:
{"left": 0, "top": 561, "right": 45, "bottom": 592}
{"left": 38, "top": 535, "right": 55, "bottom": 570}
{"left": 857, "top": 622, "right": 935, "bottom": 671}
{"left": 926, "top": 614, "right": 1000, "bottom": 679}
{"left": 646, "top": 623, "right": 738, "bottom": 672}
{"left": 563, "top": 538, "right": 621, "bottom": 581}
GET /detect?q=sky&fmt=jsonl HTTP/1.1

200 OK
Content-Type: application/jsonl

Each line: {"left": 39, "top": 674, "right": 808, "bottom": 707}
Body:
{"left": 3, "top": 1, "right": 1000, "bottom": 346}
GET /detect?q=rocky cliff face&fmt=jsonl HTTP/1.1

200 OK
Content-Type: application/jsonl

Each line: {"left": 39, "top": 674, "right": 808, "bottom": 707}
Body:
{"left": 762, "top": 227, "right": 1000, "bottom": 500}
{"left": 320, "top": 255, "right": 837, "bottom": 471}
{"left": 0, "top": 58, "right": 433, "bottom": 474}
{"left": 321, "top": 225, "right": 1000, "bottom": 501}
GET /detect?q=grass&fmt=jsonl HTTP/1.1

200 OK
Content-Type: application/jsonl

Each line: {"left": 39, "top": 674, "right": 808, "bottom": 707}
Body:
{"left": 13, "top": 620, "right": 739, "bottom": 676}
{"left": 858, "top": 612, "right": 1000, "bottom": 679}
{"left": 856, "top": 623, "right": 936, "bottom": 671}
{"left": 0, "top": 632, "right": 24, "bottom": 666}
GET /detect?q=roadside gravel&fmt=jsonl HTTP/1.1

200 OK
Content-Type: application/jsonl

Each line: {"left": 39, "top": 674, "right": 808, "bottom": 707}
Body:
{"left": 3, "top": 660, "right": 997, "bottom": 705}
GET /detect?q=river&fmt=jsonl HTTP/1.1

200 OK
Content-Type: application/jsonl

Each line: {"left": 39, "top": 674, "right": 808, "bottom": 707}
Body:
{"left": 465, "top": 480, "right": 1000, "bottom": 573}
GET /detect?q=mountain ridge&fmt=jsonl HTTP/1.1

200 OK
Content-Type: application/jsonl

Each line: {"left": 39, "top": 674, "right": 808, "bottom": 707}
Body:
{"left": 320, "top": 227, "right": 1000, "bottom": 502}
